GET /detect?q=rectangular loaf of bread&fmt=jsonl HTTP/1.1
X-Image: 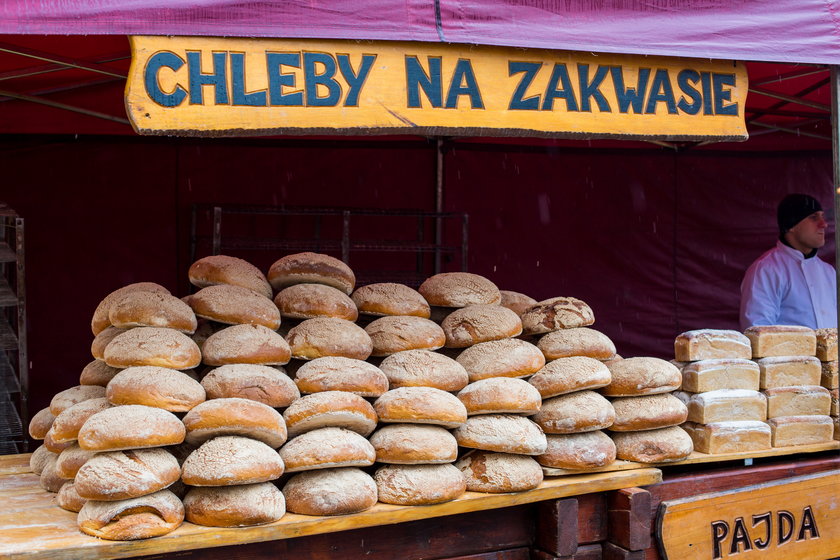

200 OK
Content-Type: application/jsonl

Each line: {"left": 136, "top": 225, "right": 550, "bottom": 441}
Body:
{"left": 680, "top": 358, "right": 760, "bottom": 392}
{"left": 744, "top": 325, "right": 816, "bottom": 358}
{"left": 764, "top": 386, "right": 831, "bottom": 418}
{"left": 674, "top": 329, "right": 752, "bottom": 362}
{"left": 835, "top": 417, "right": 840, "bottom": 441}
{"left": 683, "top": 420, "right": 771, "bottom": 454}
{"left": 756, "top": 356, "right": 821, "bottom": 389}
{"left": 821, "top": 360, "right": 839, "bottom": 389}
{"left": 768, "top": 415, "right": 834, "bottom": 447}
{"left": 831, "top": 388, "right": 838, "bottom": 417}
{"left": 815, "top": 328, "right": 838, "bottom": 361}
{"left": 686, "top": 389, "right": 767, "bottom": 423}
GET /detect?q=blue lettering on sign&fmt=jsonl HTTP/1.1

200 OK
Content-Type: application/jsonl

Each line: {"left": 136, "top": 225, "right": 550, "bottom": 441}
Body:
{"left": 338, "top": 54, "right": 376, "bottom": 107}
{"left": 611, "top": 66, "right": 650, "bottom": 114}
{"left": 266, "top": 52, "right": 303, "bottom": 106}
{"left": 542, "top": 63, "right": 579, "bottom": 111}
{"left": 645, "top": 68, "right": 677, "bottom": 114}
{"left": 230, "top": 53, "right": 267, "bottom": 106}
{"left": 713, "top": 73, "right": 738, "bottom": 116}
{"left": 304, "top": 52, "right": 341, "bottom": 107}
{"left": 187, "top": 51, "right": 229, "bottom": 105}
{"left": 445, "top": 59, "right": 484, "bottom": 109}
{"left": 676, "top": 69, "right": 702, "bottom": 115}
{"left": 144, "top": 51, "right": 187, "bottom": 107}
{"left": 700, "top": 71, "right": 714, "bottom": 115}
{"left": 406, "top": 56, "right": 443, "bottom": 108}
{"left": 508, "top": 61, "right": 541, "bottom": 110}
{"left": 578, "top": 64, "right": 611, "bottom": 112}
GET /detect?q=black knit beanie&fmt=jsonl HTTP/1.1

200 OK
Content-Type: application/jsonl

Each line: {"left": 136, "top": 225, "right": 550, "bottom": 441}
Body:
{"left": 777, "top": 193, "right": 822, "bottom": 235}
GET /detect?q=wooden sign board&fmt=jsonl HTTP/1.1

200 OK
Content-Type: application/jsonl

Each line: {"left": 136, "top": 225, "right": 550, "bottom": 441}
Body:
{"left": 656, "top": 470, "right": 840, "bottom": 560}
{"left": 126, "top": 36, "right": 748, "bottom": 141}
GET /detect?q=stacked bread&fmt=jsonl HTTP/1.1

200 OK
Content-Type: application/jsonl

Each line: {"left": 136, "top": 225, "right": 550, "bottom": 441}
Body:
{"left": 815, "top": 329, "right": 840, "bottom": 441}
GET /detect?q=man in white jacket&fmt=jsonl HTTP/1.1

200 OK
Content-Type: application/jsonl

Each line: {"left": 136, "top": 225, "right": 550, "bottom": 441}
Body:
{"left": 740, "top": 193, "right": 837, "bottom": 330}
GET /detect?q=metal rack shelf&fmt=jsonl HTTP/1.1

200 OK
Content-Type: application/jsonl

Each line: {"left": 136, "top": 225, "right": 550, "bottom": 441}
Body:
{"left": 0, "top": 204, "right": 26, "bottom": 454}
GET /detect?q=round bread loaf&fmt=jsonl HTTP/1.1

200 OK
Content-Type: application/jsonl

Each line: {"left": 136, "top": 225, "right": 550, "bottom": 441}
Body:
{"left": 78, "top": 489, "right": 184, "bottom": 540}
{"left": 201, "top": 364, "right": 299, "bottom": 407}
{"left": 75, "top": 448, "right": 181, "bottom": 500}
{"left": 603, "top": 357, "right": 681, "bottom": 397}
{"left": 91, "top": 282, "right": 170, "bottom": 336}
{"left": 452, "top": 414, "right": 547, "bottom": 455}
{"left": 528, "top": 356, "right": 612, "bottom": 398}
{"left": 55, "top": 443, "right": 97, "bottom": 479}
{"left": 39, "top": 454, "right": 65, "bottom": 492}
{"left": 294, "top": 356, "right": 388, "bottom": 397}
{"left": 379, "top": 349, "right": 469, "bottom": 391}
{"left": 78, "top": 405, "right": 185, "bottom": 451}
{"left": 183, "top": 397, "right": 287, "bottom": 448}
{"left": 280, "top": 427, "right": 376, "bottom": 472}
{"left": 79, "top": 359, "right": 122, "bottom": 387}
{"left": 612, "top": 426, "right": 694, "bottom": 463}
{"left": 50, "top": 385, "right": 107, "bottom": 416}
{"left": 609, "top": 393, "right": 688, "bottom": 431}
{"left": 103, "top": 327, "right": 201, "bottom": 370}
{"left": 283, "top": 467, "right": 376, "bottom": 515}
{"left": 442, "top": 305, "right": 523, "bottom": 348}
{"left": 30, "top": 444, "right": 55, "bottom": 475}
{"left": 418, "top": 272, "right": 501, "bottom": 307}
{"left": 352, "top": 282, "right": 431, "bottom": 318}
{"left": 365, "top": 315, "right": 446, "bottom": 356}
{"left": 108, "top": 291, "right": 197, "bottom": 334}
{"left": 602, "top": 355, "right": 624, "bottom": 368}
{"left": 375, "top": 463, "right": 466, "bottom": 505}
{"left": 455, "top": 451, "right": 543, "bottom": 493}
{"left": 284, "top": 390, "right": 378, "bottom": 438}
{"left": 268, "top": 252, "right": 355, "bottom": 294}
{"left": 533, "top": 391, "right": 615, "bottom": 434}
{"left": 521, "top": 296, "right": 595, "bottom": 335}
{"left": 369, "top": 424, "right": 458, "bottom": 464}
{"left": 181, "top": 436, "right": 284, "bottom": 486}
{"left": 274, "top": 283, "right": 358, "bottom": 321}
{"left": 499, "top": 290, "right": 538, "bottom": 316}
{"left": 91, "top": 326, "right": 128, "bottom": 360}
{"left": 537, "top": 327, "right": 616, "bottom": 360}
{"left": 201, "top": 324, "right": 291, "bottom": 366}
{"left": 106, "top": 366, "right": 205, "bottom": 411}
{"left": 56, "top": 482, "right": 87, "bottom": 513}
{"left": 190, "top": 319, "right": 220, "bottom": 352}
{"left": 537, "top": 431, "right": 617, "bottom": 469}
{"left": 44, "top": 430, "right": 75, "bottom": 453}
{"left": 374, "top": 387, "right": 467, "bottom": 428}
{"left": 456, "top": 338, "right": 545, "bottom": 381}
{"left": 188, "top": 255, "right": 273, "bottom": 299}
{"left": 49, "top": 397, "right": 112, "bottom": 443}
{"left": 457, "top": 377, "right": 542, "bottom": 416}
{"left": 184, "top": 482, "right": 285, "bottom": 527}
{"left": 28, "top": 407, "right": 55, "bottom": 439}
{"left": 286, "top": 317, "right": 372, "bottom": 360}
{"left": 189, "top": 284, "right": 281, "bottom": 329}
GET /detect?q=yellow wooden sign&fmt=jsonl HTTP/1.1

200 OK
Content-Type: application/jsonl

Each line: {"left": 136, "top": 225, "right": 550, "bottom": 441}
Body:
{"left": 656, "top": 470, "right": 840, "bottom": 560}
{"left": 126, "top": 36, "right": 748, "bottom": 140}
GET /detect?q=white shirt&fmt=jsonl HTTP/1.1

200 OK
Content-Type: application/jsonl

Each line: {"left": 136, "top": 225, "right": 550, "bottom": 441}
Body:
{"left": 740, "top": 240, "right": 837, "bottom": 330}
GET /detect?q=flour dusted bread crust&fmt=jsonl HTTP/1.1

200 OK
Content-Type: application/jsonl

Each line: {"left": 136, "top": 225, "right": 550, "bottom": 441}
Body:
{"left": 201, "top": 324, "right": 291, "bottom": 366}
{"left": 375, "top": 463, "right": 466, "bottom": 505}
{"left": 680, "top": 358, "right": 760, "bottom": 392}
{"left": 520, "top": 296, "right": 595, "bottom": 335}
{"left": 768, "top": 415, "right": 834, "bottom": 446}
{"left": 181, "top": 436, "right": 284, "bottom": 486}
{"left": 764, "top": 386, "right": 831, "bottom": 418}
{"left": 418, "top": 272, "right": 501, "bottom": 307}
{"left": 379, "top": 349, "right": 469, "bottom": 391}
{"left": 30, "top": 444, "right": 55, "bottom": 476}
{"left": 189, "top": 284, "right": 282, "bottom": 329}
{"left": 75, "top": 448, "right": 180, "bottom": 500}
{"left": 673, "top": 329, "right": 752, "bottom": 361}
{"left": 201, "top": 364, "right": 299, "bottom": 407}
{"left": 50, "top": 385, "right": 107, "bottom": 416}
{"left": 442, "top": 304, "right": 522, "bottom": 348}
{"left": 612, "top": 426, "right": 693, "bottom": 463}
{"left": 457, "top": 377, "right": 542, "bottom": 416}
{"left": 79, "top": 359, "right": 122, "bottom": 387}
{"left": 756, "top": 356, "right": 821, "bottom": 388}
{"left": 188, "top": 255, "right": 273, "bottom": 299}
{"left": 274, "top": 283, "right": 358, "bottom": 321}
{"left": 529, "top": 356, "right": 611, "bottom": 398}
{"left": 537, "top": 327, "right": 616, "bottom": 360}
{"left": 686, "top": 389, "right": 767, "bottom": 423}
{"left": 537, "top": 431, "right": 616, "bottom": 469}
{"left": 351, "top": 282, "right": 431, "bottom": 318}
{"left": 744, "top": 325, "right": 817, "bottom": 358}
{"left": 56, "top": 482, "right": 87, "bottom": 513}
{"left": 103, "top": 327, "right": 201, "bottom": 370}
{"left": 822, "top": 360, "right": 839, "bottom": 388}
{"left": 453, "top": 414, "right": 547, "bottom": 455}
{"left": 108, "top": 291, "right": 197, "bottom": 334}
{"left": 39, "top": 454, "right": 65, "bottom": 492}
{"left": 294, "top": 356, "right": 388, "bottom": 397}
{"left": 280, "top": 427, "right": 375, "bottom": 472}
{"left": 455, "top": 451, "right": 543, "bottom": 493}
{"left": 268, "top": 252, "right": 356, "bottom": 295}
{"left": 283, "top": 468, "right": 377, "bottom": 515}
{"left": 77, "top": 489, "right": 184, "bottom": 540}
{"left": 183, "top": 397, "right": 287, "bottom": 448}
{"left": 456, "top": 338, "right": 545, "bottom": 381}
{"left": 815, "top": 328, "right": 838, "bottom": 361}
{"left": 499, "top": 290, "right": 538, "bottom": 316}
{"left": 55, "top": 444, "right": 97, "bottom": 479}
{"left": 283, "top": 391, "right": 378, "bottom": 438}
{"left": 184, "top": 482, "right": 286, "bottom": 527}
{"left": 91, "top": 282, "right": 171, "bottom": 336}
{"left": 682, "top": 421, "right": 771, "bottom": 454}
{"left": 602, "top": 357, "right": 681, "bottom": 397}
{"left": 609, "top": 393, "right": 688, "bottom": 431}
{"left": 286, "top": 317, "right": 373, "bottom": 360}
{"left": 106, "top": 366, "right": 205, "bottom": 411}
{"left": 78, "top": 405, "right": 185, "bottom": 451}
{"left": 28, "top": 407, "right": 55, "bottom": 439}
{"left": 533, "top": 391, "right": 615, "bottom": 434}
{"left": 374, "top": 386, "right": 467, "bottom": 428}
{"left": 369, "top": 424, "right": 458, "bottom": 464}
{"left": 365, "top": 315, "right": 446, "bottom": 356}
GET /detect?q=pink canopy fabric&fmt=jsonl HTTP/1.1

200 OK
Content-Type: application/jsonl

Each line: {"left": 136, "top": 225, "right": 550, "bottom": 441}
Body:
{"left": 2, "top": 0, "right": 840, "bottom": 64}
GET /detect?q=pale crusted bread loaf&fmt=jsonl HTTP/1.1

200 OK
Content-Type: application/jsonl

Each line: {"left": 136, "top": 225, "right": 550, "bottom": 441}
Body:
{"left": 280, "top": 427, "right": 375, "bottom": 472}
{"left": 91, "top": 282, "right": 170, "bottom": 336}
{"left": 456, "top": 338, "right": 545, "bottom": 381}
{"left": 457, "top": 377, "right": 542, "bottom": 416}
{"left": 533, "top": 391, "right": 615, "bottom": 434}
{"left": 49, "top": 385, "right": 107, "bottom": 416}
{"left": 283, "top": 391, "right": 378, "bottom": 438}
{"left": 368, "top": 424, "right": 458, "bottom": 464}
{"left": 609, "top": 394, "right": 687, "bottom": 431}
{"left": 283, "top": 467, "right": 377, "bottom": 515}
{"left": 181, "top": 436, "right": 284, "bottom": 486}
{"left": 418, "top": 272, "right": 501, "bottom": 307}
{"left": 680, "top": 358, "right": 760, "bottom": 392}
{"left": 756, "top": 356, "right": 821, "bottom": 388}
{"left": 835, "top": 417, "right": 840, "bottom": 441}
{"left": 452, "top": 414, "right": 547, "bottom": 455}
{"left": 189, "top": 284, "right": 281, "bottom": 329}
{"left": 455, "top": 451, "right": 543, "bottom": 493}
{"left": 499, "top": 290, "right": 537, "bottom": 316}
{"left": 365, "top": 315, "right": 446, "bottom": 356}
{"left": 78, "top": 405, "right": 185, "bottom": 451}
{"left": 816, "top": 328, "right": 838, "bottom": 361}
{"left": 108, "top": 291, "right": 197, "bottom": 334}
{"left": 91, "top": 326, "right": 128, "bottom": 360}
{"left": 520, "top": 296, "right": 595, "bottom": 335}
{"left": 673, "top": 329, "right": 751, "bottom": 361}
{"left": 744, "top": 325, "right": 816, "bottom": 358}
{"left": 106, "top": 366, "right": 205, "bottom": 411}
{"left": 191, "top": 319, "right": 219, "bottom": 352}
{"left": 294, "top": 356, "right": 388, "bottom": 397}
{"left": 201, "top": 324, "right": 291, "bottom": 366}
{"left": 184, "top": 482, "right": 286, "bottom": 527}
{"left": 75, "top": 448, "right": 180, "bottom": 500}
{"left": 286, "top": 317, "right": 373, "bottom": 360}
{"left": 537, "top": 431, "right": 616, "bottom": 469}
{"left": 537, "top": 327, "right": 616, "bottom": 360}
{"left": 352, "top": 282, "right": 431, "bottom": 318}
{"left": 686, "top": 389, "right": 767, "bottom": 423}
{"left": 682, "top": 421, "right": 771, "bottom": 454}
{"left": 529, "top": 356, "right": 611, "bottom": 398}
{"left": 602, "top": 354, "right": 624, "bottom": 368}
{"left": 77, "top": 489, "right": 184, "bottom": 540}
{"left": 39, "top": 454, "right": 65, "bottom": 492}
{"left": 274, "top": 283, "right": 358, "bottom": 321}
{"left": 822, "top": 360, "right": 839, "bottom": 389}
{"left": 44, "top": 430, "right": 74, "bottom": 453}
{"left": 268, "top": 252, "right": 356, "bottom": 295}
{"left": 182, "top": 397, "right": 287, "bottom": 448}
{"left": 28, "top": 407, "right": 55, "bottom": 439}
{"left": 56, "top": 482, "right": 87, "bottom": 513}
{"left": 768, "top": 415, "right": 834, "bottom": 446}
{"left": 374, "top": 463, "right": 466, "bottom": 505}
{"left": 441, "top": 305, "right": 522, "bottom": 348}
{"left": 201, "top": 364, "right": 299, "bottom": 407}
{"left": 379, "top": 349, "right": 469, "bottom": 391}
{"left": 374, "top": 386, "right": 467, "bottom": 428}
{"left": 188, "top": 255, "right": 273, "bottom": 299}
{"left": 103, "top": 327, "right": 201, "bottom": 370}
{"left": 612, "top": 426, "right": 694, "bottom": 463}
{"left": 55, "top": 443, "right": 97, "bottom": 479}
{"left": 30, "top": 444, "right": 55, "bottom": 475}
{"left": 79, "top": 359, "right": 122, "bottom": 387}
{"left": 602, "top": 357, "right": 681, "bottom": 397}
{"left": 832, "top": 388, "right": 839, "bottom": 415}
{"left": 764, "top": 386, "right": 831, "bottom": 418}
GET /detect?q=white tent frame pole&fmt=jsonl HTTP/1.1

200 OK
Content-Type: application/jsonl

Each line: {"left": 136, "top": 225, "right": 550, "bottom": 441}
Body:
{"left": 832, "top": 66, "right": 840, "bottom": 329}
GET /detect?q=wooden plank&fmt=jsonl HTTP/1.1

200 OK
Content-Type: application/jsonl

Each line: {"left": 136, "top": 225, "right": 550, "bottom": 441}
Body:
{"left": 0, "top": 453, "right": 31, "bottom": 476}
{"left": 544, "top": 461, "right": 641, "bottom": 477}
{"left": 577, "top": 493, "right": 608, "bottom": 544}
{"left": 603, "top": 542, "right": 645, "bottom": 560}
{"left": 446, "top": 547, "right": 531, "bottom": 560}
{"left": 535, "top": 498, "right": 578, "bottom": 556}
{"left": 532, "top": 543, "right": 603, "bottom": 560}
{"left": 607, "top": 488, "right": 651, "bottom": 551}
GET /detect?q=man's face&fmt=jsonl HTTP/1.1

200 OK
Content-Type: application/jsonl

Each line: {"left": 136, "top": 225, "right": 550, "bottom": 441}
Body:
{"left": 787, "top": 210, "right": 828, "bottom": 251}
